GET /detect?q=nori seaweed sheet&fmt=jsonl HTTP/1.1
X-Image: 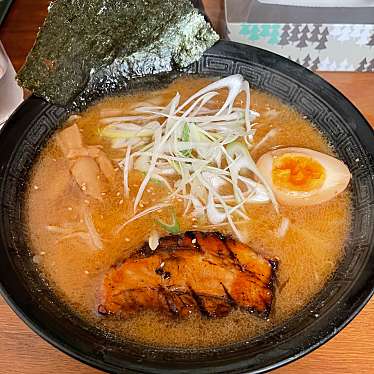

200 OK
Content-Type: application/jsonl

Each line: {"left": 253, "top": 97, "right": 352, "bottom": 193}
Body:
{"left": 17, "top": 0, "right": 219, "bottom": 108}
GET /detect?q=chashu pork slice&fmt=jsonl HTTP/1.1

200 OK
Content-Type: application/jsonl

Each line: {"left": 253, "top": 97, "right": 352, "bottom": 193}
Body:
{"left": 98, "top": 231, "right": 278, "bottom": 319}
{"left": 56, "top": 124, "right": 115, "bottom": 199}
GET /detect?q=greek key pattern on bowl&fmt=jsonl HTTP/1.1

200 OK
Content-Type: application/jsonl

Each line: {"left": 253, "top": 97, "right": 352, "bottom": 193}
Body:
{"left": 0, "top": 50, "right": 373, "bottom": 363}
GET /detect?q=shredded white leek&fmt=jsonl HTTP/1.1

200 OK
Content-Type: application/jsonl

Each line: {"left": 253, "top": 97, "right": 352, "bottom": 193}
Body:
{"left": 122, "top": 145, "right": 132, "bottom": 197}
{"left": 47, "top": 223, "right": 100, "bottom": 249}
{"left": 101, "top": 75, "right": 279, "bottom": 241}
{"left": 148, "top": 229, "right": 160, "bottom": 251}
{"left": 116, "top": 203, "right": 171, "bottom": 234}
{"left": 83, "top": 207, "right": 103, "bottom": 250}
{"left": 277, "top": 217, "right": 290, "bottom": 238}
{"left": 251, "top": 128, "right": 278, "bottom": 154}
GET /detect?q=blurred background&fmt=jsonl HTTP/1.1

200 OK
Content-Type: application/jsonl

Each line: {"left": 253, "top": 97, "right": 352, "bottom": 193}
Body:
{"left": 1, "top": 0, "right": 374, "bottom": 72}
{"left": 224, "top": 0, "right": 374, "bottom": 72}
{"left": 2, "top": 0, "right": 372, "bottom": 123}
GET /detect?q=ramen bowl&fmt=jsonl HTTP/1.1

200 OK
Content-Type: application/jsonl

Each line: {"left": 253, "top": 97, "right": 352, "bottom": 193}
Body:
{"left": 0, "top": 41, "right": 373, "bottom": 373}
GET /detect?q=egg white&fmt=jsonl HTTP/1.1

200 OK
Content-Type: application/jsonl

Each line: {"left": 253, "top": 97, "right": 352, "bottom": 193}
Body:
{"left": 256, "top": 147, "right": 351, "bottom": 206}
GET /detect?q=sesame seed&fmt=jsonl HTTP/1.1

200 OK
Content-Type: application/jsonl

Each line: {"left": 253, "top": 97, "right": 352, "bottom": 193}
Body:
{"left": 192, "top": 224, "right": 198, "bottom": 228}
{"left": 124, "top": 238, "right": 130, "bottom": 242}
{"left": 40, "top": 251, "right": 46, "bottom": 255}
{"left": 139, "top": 203, "right": 144, "bottom": 208}
{"left": 84, "top": 200, "right": 90, "bottom": 205}
{"left": 192, "top": 217, "right": 197, "bottom": 222}
{"left": 160, "top": 262, "right": 165, "bottom": 268}
{"left": 192, "top": 238, "right": 197, "bottom": 244}
{"left": 34, "top": 185, "right": 39, "bottom": 190}
{"left": 101, "top": 192, "right": 106, "bottom": 196}
{"left": 116, "top": 192, "right": 121, "bottom": 196}
{"left": 67, "top": 207, "right": 73, "bottom": 211}
{"left": 84, "top": 270, "right": 89, "bottom": 275}
{"left": 119, "top": 199, "right": 124, "bottom": 205}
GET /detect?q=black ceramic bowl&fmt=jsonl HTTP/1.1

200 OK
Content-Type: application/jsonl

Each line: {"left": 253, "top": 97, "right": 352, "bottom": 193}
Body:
{"left": 1, "top": 41, "right": 374, "bottom": 373}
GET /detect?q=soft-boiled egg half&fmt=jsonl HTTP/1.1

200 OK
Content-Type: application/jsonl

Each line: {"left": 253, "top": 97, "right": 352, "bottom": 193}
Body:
{"left": 256, "top": 147, "right": 351, "bottom": 206}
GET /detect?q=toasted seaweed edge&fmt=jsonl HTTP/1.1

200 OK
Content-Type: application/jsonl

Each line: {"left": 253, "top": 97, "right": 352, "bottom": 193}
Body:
{"left": 17, "top": 0, "right": 219, "bottom": 108}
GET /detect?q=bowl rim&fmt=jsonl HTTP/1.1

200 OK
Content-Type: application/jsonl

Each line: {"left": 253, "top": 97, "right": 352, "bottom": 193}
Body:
{"left": 1, "top": 40, "right": 374, "bottom": 374}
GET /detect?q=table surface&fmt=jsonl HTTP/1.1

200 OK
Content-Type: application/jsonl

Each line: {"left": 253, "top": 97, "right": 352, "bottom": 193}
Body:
{"left": 1, "top": 1, "right": 374, "bottom": 373}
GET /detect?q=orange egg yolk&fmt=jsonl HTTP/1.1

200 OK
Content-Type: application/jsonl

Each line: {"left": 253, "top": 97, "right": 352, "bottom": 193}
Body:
{"left": 272, "top": 153, "right": 326, "bottom": 192}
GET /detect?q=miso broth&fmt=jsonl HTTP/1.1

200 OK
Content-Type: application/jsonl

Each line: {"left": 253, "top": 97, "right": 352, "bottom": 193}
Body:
{"left": 26, "top": 77, "right": 351, "bottom": 348}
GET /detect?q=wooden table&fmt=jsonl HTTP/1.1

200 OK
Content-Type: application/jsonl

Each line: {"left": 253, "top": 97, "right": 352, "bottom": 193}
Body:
{"left": 1, "top": 1, "right": 374, "bottom": 373}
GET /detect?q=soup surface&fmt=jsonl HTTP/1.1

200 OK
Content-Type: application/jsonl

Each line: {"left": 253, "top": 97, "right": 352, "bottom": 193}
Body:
{"left": 26, "top": 76, "right": 351, "bottom": 348}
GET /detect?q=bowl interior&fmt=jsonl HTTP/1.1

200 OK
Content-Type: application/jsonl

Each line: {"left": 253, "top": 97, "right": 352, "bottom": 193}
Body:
{"left": 0, "top": 41, "right": 374, "bottom": 374}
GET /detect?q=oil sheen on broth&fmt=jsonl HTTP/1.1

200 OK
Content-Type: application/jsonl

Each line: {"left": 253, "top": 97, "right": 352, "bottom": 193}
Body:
{"left": 26, "top": 77, "right": 351, "bottom": 348}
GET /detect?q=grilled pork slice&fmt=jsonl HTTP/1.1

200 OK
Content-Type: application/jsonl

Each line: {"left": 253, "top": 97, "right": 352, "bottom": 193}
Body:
{"left": 98, "top": 232, "right": 277, "bottom": 319}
